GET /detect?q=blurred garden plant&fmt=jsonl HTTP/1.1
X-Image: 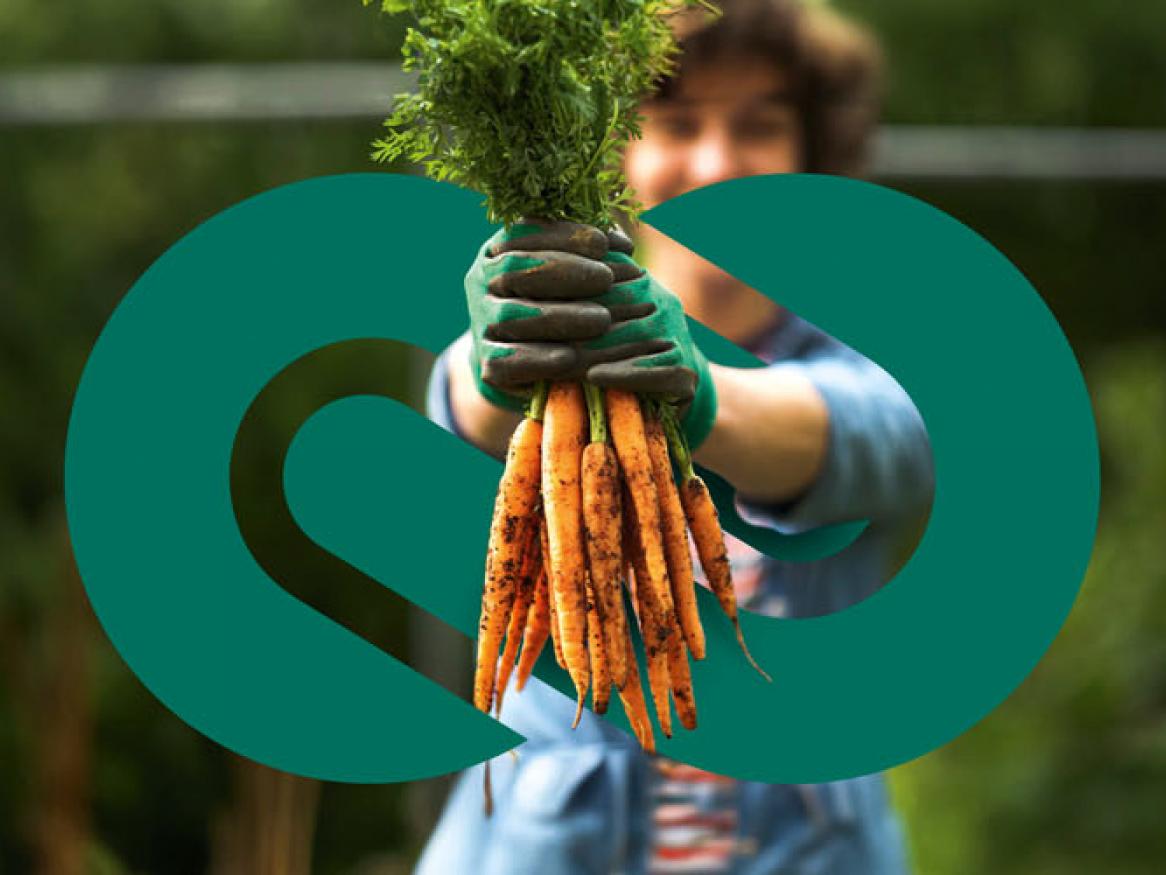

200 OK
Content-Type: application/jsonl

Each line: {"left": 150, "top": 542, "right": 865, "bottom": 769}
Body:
{"left": 892, "top": 341, "right": 1166, "bottom": 875}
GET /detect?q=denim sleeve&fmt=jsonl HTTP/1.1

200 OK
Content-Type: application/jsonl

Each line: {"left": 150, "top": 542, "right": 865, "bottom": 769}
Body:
{"left": 425, "top": 336, "right": 468, "bottom": 440}
{"left": 737, "top": 353, "right": 934, "bottom": 531}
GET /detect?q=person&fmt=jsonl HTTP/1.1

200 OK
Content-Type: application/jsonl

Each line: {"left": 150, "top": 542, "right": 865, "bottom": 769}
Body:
{"left": 418, "top": 1, "right": 934, "bottom": 872}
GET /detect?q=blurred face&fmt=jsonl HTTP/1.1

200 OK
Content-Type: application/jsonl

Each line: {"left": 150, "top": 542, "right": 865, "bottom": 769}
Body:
{"left": 625, "top": 57, "right": 803, "bottom": 334}
{"left": 626, "top": 58, "right": 803, "bottom": 208}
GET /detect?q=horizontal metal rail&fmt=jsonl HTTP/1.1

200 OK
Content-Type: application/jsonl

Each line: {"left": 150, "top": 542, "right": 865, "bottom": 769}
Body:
{"left": 3, "top": 63, "right": 1165, "bottom": 180}
{"left": 0, "top": 62, "right": 412, "bottom": 123}
{"left": 873, "top": 125, "right": 1166, "bottom": 181}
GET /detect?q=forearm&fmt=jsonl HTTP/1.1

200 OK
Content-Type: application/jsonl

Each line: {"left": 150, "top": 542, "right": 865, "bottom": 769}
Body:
{"left": 694, "top": 363, "right": 830, "bottom": 505}
{"left": 447, "top": 332, "right": 524, "bottom": 457}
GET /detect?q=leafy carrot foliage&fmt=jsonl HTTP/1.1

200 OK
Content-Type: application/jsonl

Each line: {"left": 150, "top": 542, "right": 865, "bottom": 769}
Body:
{"left": 368, "top": 0, "right": 714, "bottom": 226}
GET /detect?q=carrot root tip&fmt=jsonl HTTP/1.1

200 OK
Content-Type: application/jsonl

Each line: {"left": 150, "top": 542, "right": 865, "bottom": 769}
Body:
{"left": 736, "top": 623, "right": 773, "bottom": 683}
{"left": 483, "top": 761, "right": 494, "bottom": 818}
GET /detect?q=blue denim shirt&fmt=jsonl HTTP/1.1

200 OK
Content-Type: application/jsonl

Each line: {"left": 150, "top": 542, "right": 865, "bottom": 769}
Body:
{"left": 418, "top": 313, "right": 933, "bottom": 875}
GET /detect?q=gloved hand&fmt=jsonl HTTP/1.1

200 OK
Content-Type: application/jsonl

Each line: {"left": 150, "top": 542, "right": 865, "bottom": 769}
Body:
{"left": 583, "top": 232, "right": 717, "bottom": 448}
{"left": 466, "top": 219, "right": 615, "bottom": 411}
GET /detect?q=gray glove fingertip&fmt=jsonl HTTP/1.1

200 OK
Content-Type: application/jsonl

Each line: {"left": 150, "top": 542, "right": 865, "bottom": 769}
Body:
{"left": 583, "top": 338, "right": 673, "bottom": 369}
{"left": 606, "top": 226, "right": 635, "bottom": 255}
{"left": 481, "top": 342, "right": 579, "bottom": 388}
{"left": 586, "top": 361, "right": 697, "bottom": 401}
{"left": 488, "top": 251, "right": 613, "bottom": 300}
{"left": 602, "top": 251, "right": 645, "bottom": 284}
{"left": 606, "top": 301, "right": 656, "bottom": 323}
{"left": 494, "top": 219, "right": 609, "bottom": 260}
{"left": 486, "top": 300, "right": 611, "bottom": 342}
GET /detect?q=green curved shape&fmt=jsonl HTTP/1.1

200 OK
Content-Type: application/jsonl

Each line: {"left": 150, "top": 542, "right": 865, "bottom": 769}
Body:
{"left": 65, "top": 174, "right": 520, "bottom": 782}
{"left": 67, "top": 173, "right": 1099, "bottom": 784}
{"left": 636, "top": 174, "right": 1098, "bottom": 780}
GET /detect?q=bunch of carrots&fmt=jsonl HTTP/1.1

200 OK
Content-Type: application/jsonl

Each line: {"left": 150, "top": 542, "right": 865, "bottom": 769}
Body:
{"left": 475, "top": 380, "right": 769, "bottom": 772}
{"left": 370, "top": 0, "right": 738, "bottom": 816}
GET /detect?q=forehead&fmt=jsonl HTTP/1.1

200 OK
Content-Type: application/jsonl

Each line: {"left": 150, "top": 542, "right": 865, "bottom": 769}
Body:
{"left": 650, "top": 57, "right": 791, "bottom": 108}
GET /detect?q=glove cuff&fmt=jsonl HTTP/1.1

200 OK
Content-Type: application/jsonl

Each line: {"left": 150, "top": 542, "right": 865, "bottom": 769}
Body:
{"left": 681, "top": 351, "right": 717, "bottom": 450}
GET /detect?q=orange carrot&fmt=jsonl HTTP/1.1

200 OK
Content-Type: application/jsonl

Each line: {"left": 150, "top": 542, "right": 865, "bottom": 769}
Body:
{"left": 667, "top": 645, "right": 698, "bottom": 732}
{"left": 645, "top": 411, "right": 706, "bottom": 660}
{"left": 660, "top": 404, "right": 771, "bottom": 682}
{"left": 623, "top": 484, "right": 673, "bottom": 738}
{"left": 547, "top": 573, "right": 567, "bottom": 669}
{"left": 623, "top": 553, "right": 638, "bottom": 626}
{"left": 494, "top": 526, "right": 541, "bottom": 715}
{"left": 606, "top": 391, "right": 679, "bottom": 631}
{"left": 539, "top": 514, "right": 567, "bottom": 669}
{"left": 585, "top": 571, "right": 612, "bottom": 714}
{"left": 474, "top": 415, "right": 542, "bottom": 715}
{"left": 681, "top": 473, "right": 771, "bottom": 682}
{"left": 542, "top": 381, "right": 591, "bottom": 726}
{"left": 515, "top": 564, "right": 550, "bottom": 692}
{"left": 616, "top": 624, "right": 656, "bottom": 754}
{"left": 580, "top": 393, "right": 630, "bottom": 689}
{"left": 609, "top": 390, "right": 686, "bottom": 736}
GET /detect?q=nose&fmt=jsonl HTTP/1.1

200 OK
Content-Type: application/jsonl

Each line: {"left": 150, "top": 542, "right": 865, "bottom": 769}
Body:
{"left": 687, "top": 125, "right": 745, "bottom": 191}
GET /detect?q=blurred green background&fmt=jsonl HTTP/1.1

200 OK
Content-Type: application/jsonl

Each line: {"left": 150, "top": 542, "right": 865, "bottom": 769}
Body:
{"left": 1, "top": 1, "right": 1164, "bottom": 873}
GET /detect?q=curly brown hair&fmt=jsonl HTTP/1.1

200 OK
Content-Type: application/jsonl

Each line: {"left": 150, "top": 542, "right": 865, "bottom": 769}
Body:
{"left": 655, "top": 0, "right": 883, "bottom": 177}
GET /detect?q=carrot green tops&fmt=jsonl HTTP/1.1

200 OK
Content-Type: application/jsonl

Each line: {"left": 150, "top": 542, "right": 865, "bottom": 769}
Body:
{"left": 370, "top": 0, "right": 715, "bottom": 226}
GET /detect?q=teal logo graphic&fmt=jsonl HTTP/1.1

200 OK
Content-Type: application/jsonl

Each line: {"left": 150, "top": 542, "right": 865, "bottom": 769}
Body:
{"left": 65, "top": 173, "right": 1098, "bottom": 783}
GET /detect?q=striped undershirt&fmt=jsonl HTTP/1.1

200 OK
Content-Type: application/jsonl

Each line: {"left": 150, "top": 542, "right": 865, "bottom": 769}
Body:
{"left": 648, "top": 531, "right": 775, "bottom": 874}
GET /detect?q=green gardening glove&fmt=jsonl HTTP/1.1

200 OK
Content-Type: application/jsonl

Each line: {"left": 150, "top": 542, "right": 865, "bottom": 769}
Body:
{"left": 465, "top": 219, "right": 615, "bottom": 411}
{"left": 583, "top": 234, "right": 717, "bottom": 448}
